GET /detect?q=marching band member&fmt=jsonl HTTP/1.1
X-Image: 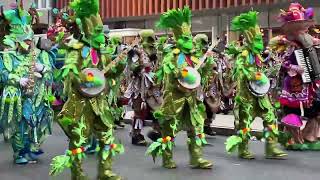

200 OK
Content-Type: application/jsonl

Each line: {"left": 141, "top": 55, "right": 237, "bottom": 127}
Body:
{"left": 0, "top": 1, "right": 54, "bottom": 164}
{"left": 225, "top": 11, "right": 287, "bottom": 160}
{"left": 49, "top": 0, "right": 125, "bottom": 179}
{"left": 146, "top": 6, "right": 213, "bottom": 169}
{"left": 125, "top": 30, "right": 158, "bottom": 146}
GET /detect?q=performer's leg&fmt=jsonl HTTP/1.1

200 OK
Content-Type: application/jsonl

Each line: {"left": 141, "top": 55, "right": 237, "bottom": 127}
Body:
{"left": 147, "top": 110, "right": 162, "bottom": 142}
{"left": 58, "top": 115, "right": 90, "bottom": 179}
{"left": 187, "top": 130, "right": 213, "bottom": 169}
{"left": 237, "top": 104, "right": 255, "bottom": 159}
{"left": 68, "top": 122, "right": 90, "bottom": 180}
{"left": 160, "top": 119, "right": 176, "bottom": 169}
{"left": 261, "top": 103, "right": 287, "bottom": 159}
{"left": 131, "top": 97, "right": 147, "bottom": 146}
{"left": 302, "top": 112, "right": 320, "bottom": 142}
{"left": 203, "top": 101, "right": 216, "bottom": 136}
{"left": 85, "top": 134, "right": 98, "bottom": 154}
{"left": 11, "top": 121, "right": 28, "bottom": 164}
{"left": 95, "top": 127, "right": 121, "bottom": 180}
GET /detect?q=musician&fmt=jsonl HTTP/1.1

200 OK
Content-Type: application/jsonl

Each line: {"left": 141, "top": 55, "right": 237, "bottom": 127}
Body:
{"left": 146, "top": 6, "right": 213, "bottom": 169}
{"left": 270, "top": 3, "right": 320, "bottom": 150}
{"left": 50, "top": 1, "right": 124, "bottom": 179}
{"left": 105, "top": 34, "right": 126, "bottom": 129}
{"left": 124, "top": 29, "right": 158, "bottom": 146}
{"left": 225, "top": 11, "right": 287, "bottom": 159}
{"left": 193, "top": 33, "right": 218, "bottom": 136}
{"left": 0, "top": 1, "right": 54, "bottom": 164}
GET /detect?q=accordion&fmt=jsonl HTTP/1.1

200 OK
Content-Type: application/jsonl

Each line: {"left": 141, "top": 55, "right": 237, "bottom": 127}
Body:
{"left": 294, "top": 45, "right": 320, "bottom": 83}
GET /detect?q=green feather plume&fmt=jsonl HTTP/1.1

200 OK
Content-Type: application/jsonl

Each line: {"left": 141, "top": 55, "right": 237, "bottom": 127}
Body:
{"left": 231, "top": 11, "right": 259, "bottom": 32}
{"left": 156, "top": 6, "right": 192, "bottom": 30}
{"left": 70, "top": 0, "right": 99, "bottom": 19}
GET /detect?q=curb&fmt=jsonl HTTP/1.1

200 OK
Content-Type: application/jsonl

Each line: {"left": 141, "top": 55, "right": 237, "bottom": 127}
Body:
{"left": 122, "top": 119, "right": 262, "bottom": 137}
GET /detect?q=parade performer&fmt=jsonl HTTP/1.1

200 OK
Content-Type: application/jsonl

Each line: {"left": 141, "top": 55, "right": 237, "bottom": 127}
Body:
{"left": 49, "top": 0, "right": 124, "bottom": 179}
{"left": 270, "top": 3, "right": 320, "bottom": 150}
{"left": 225, "top": 11, "right": 287, "bottom": 159}
{"left": 193, "top": 33, "right": 217, "bottom": 136}
{"left": 125, "top": 29, "right": 158, "bottom": 146}
{"left": 146, "top": 6, "right": 213, "bottom": 169}
{"left": 105, "top": 34, "right": 126, "bottom": 129}
{"left": 147, "top": 36, "right": 171, "bottom": 142}
{"left": 0, "top": 0, "right": 54, "bottom": 164}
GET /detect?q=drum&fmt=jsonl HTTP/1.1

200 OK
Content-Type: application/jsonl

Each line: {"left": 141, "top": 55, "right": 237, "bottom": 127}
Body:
{"left": 79, "top": 68, "right": 106, "bottom": 97}
{"left": 177, "top": 66, "right": 201, "bottom": 93}
{"left": 146, "top": 87, "right": 163, "bottom": 111}
{"left": 248, "top": 79, "right": 271, "bottom": 97}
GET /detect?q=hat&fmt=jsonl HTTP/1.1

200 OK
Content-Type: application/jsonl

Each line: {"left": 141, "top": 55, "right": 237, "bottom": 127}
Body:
{"left": 193, "top": 34, "right": 208, "bottom": 43}
{"left": 281, "top": 114, "right": 303, "bottom": 128}
{"left": 279, "top": 3, "right": 315, "bottom": 33}
{"left": 139, "top": 29, "right": 155, "bottom": 39}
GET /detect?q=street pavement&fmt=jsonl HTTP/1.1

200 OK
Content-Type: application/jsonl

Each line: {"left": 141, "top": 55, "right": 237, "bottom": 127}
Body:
{"left": 0, "top": 122, "right": 319, "bottom": 180}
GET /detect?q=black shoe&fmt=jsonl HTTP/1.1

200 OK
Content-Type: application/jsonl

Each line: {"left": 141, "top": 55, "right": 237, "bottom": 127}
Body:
{"left": 147, "top": 130, "right": 162, "bottom": 142}
{"left": 132, "top": 134, "right": 147, "bottom": 146}
{"left": 115, "top": 120, "right": 125, "bottom": 128}
{"left": 204, "top": 126, "right": 217, "bottom": 136}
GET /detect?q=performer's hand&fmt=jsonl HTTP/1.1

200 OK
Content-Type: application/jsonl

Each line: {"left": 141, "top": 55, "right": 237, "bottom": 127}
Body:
{"left": 206, "top": 51, "right": 214, "bottom": 57}
{"left": 290, "top": 65, "right": 304, "bottom": 74}
{"left": 20, "top": 78, "right": 29, "bottom": 87}
{"left": 35, "top": 63, "right": 45, "bottom": 73}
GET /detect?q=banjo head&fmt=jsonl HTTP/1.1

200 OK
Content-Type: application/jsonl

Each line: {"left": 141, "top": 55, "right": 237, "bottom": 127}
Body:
{"left": 178, "top": 66, "right": 201, "bottom": 90}
{"left": 79, "top": 68, "right": 106, "bottom": 97}
{"left": 248, "top": 80, "right": 271, "bottom": 97}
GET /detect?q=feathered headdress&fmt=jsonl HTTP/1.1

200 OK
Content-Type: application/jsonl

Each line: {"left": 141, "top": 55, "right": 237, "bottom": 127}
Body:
{"left": 69, "top": 0, "right": 103, "bottom": 39}
{"left": 231, "top": 11, "right": 258, "bottom": 32}
{"left": 156, "top": 6, "right": 192, "bottom": 39}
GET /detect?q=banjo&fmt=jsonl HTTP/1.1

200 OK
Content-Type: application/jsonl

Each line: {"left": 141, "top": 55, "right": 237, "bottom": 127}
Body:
{"left": 247, "top": 51, "right": 287, "bottom": 97}
{"left": 248, "top": 78, "right": 271, "bottom": 97}
{"left": 177, "top": 47, "right": 221, "bottom": 93}
{"left": 79, "top": 39, "right": 139, "bottom": 97}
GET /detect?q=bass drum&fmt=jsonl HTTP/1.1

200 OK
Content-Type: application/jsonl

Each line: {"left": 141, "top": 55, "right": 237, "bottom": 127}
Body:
{"left": 205, "top": 96, "right": 221, "bottom": 113}
{"left": 146, "top": 86, "right": 163, "bottom": 111}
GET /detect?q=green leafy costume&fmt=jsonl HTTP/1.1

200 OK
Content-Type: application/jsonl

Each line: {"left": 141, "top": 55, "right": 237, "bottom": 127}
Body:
{"left": 49, "top": 1, "right": 124, "bottom": 179}
{"left": 0, "top": 1, "right": 54, "bottom": 164}
{"left": 224, "top": 11, "right": 287, "bottom": 159}
{"left": 146, "top": 6, "right": 213, "bottom": 169}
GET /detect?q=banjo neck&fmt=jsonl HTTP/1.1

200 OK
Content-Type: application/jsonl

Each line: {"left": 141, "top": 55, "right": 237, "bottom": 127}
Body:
{"left": 195, "top": 46, "right": 222, "bottom": 70}
{"left": 102, "top": 38, "right": 139, "bottom": 75}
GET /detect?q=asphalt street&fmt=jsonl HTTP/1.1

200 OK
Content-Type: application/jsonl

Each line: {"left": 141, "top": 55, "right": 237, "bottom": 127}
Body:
{"left": 0, "top": 123, "right": 319, "bottom": 180}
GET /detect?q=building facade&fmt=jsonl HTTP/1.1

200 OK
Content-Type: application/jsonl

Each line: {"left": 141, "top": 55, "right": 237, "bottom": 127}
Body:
{"left": 53, "top": 0, "right": 320, "bottom": 43}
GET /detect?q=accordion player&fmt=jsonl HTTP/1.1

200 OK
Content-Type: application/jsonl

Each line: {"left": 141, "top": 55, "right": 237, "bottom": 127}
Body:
{"left": 294, "top": 33, "right": 320, "bottom": 83}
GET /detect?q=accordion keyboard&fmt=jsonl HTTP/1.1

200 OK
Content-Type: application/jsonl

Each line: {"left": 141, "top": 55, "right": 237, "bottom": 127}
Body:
{"left": 294, "top": 49, "right": 312, "bottom": 83}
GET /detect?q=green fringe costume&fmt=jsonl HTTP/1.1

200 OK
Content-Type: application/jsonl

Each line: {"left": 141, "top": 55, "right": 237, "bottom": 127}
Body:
{"left": 146, "top": 6, "right": 213, "bottom": 169}
{"left": 224, "top": 11, "right": 287, "bottom": 159}
{"left": 49, "top": 1, "right": 124, "bottom": 179}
